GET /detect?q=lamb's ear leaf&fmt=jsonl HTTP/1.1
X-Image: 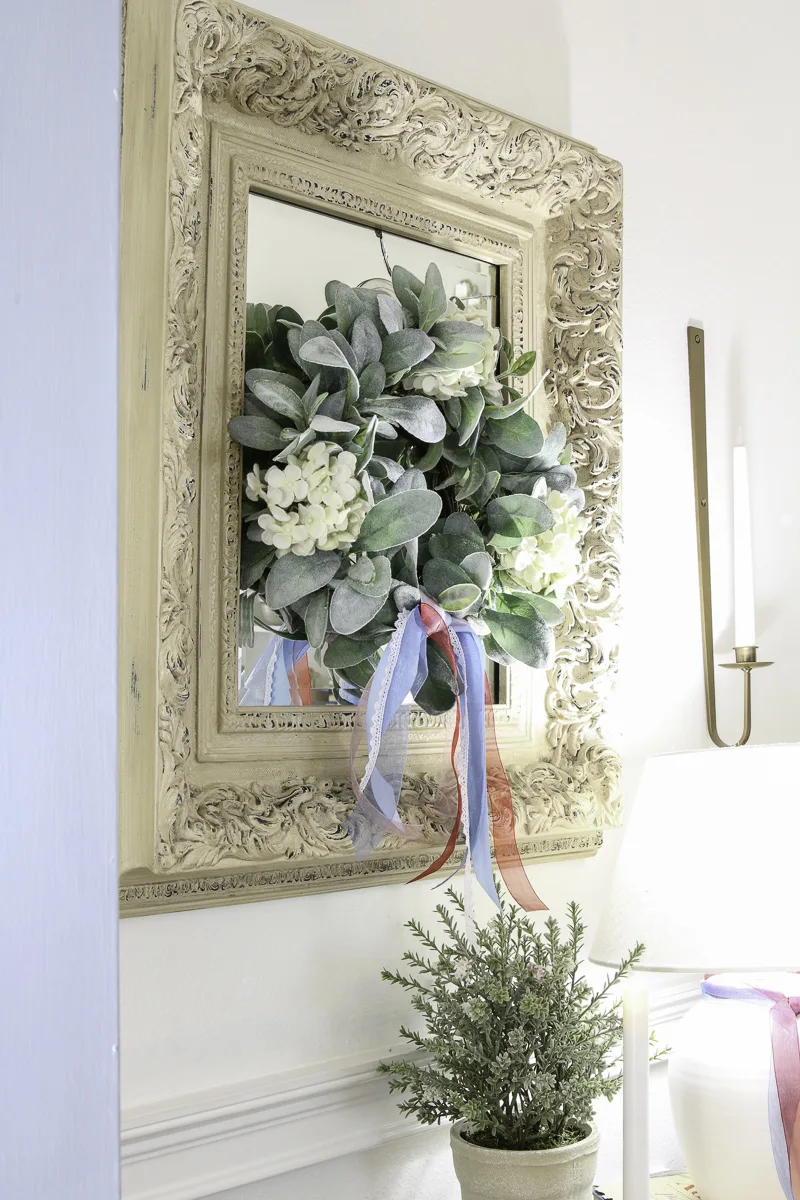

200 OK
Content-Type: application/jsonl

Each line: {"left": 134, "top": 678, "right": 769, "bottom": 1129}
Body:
{"left": 441, "top": 434, "right": 472, "bottom": 467}
{"left": 428, "top": 319, "right": 488, "bottom": 347}
{"left": 329, "top": 579, "right": 389, "bottom": 635}
{"left": 473, "top": 469, "right": 501, "bottom": 508}
{"left": 273, "top": 427, "right": 315, "bottom": 462}
{"left": 390, "top": 468, "right": 427, "bottom": 494}
{"left": 228, "top": 414, "right": 285, "bottom": 452}
{"left": 422, "top": 557, "right": 474, "bottom": 599}
{"left": 483, "top": 391, "right": 534, "bottom": 420}
{"left": 369, "top": 456, "right": 406, "bottom": 483}
{"left": 376, "top": 292, "right": 405, "bottom": 335}
{"left": 309, "top": 415, "right": 360, "bottom": 435}
{"left": 304, "top": 589, "right": 330, "bottom": 650}
{"left": 543, "top": 464, "right": 577, "bottom": 493}
{"left": 247, "top": 302, "right": 269, "bottom": 339}
{"left": 393, "top": 583, "right": 421, "bottom": 611}
{"left": 380, "top": 329, "right": 436, "bottom": 377}
{"left": 428, "top": 533, "right": 484, "bottom": 565}
{"left": 513, "top": 593, "right": 563, "bottom": 626}
{"left": 426, "top": 638, "right": 459, "bottom": 693}
{"left": 391, "top": 265, "right": 424, "bottom": 316}
{"left": 324, "top": 632, "right": 391, "bottom": 668}
{"left": 240, "top": 541, "right": 274, "bottom": 589}
{"left": 354, "top": 415, "right": 379, "bottom": 473}
{"left": 482, "top": 632, "right": 515, "bottom": 667}
{"left": 458, "top": 388, "right": 485, "bottom": 446}
{"left": 348, "top": 556, "right": 376, "bottom": 584}
{"left": 245, "top": 331, "right": 266, "bottom": 371}
{"left": 455, "top": 457, "right": 486, "bottom": 502}
{"left": 484, "top": 609, "right": 554, "bottom": 670}
{"left": 317, "top": 389, "right": 347, "bottom": 420}
{"left": 423, "top": 343, "right": 485, "bottom": 371}
{"left": 350, "top": 314, "right": 383, "bottom": 372}
{"left": 412, "top": 441, "right": 444, "bottom": 473}
{"left": 362, "top": 394, "right": 446, "bottom": 443}
{"left": 443, "top": 513, "right": 484, "bottom": 545}
{"left": 245, "top": 372, "right": 307, "bottom": 427}
{"left": 346, "top": 555, "right": 392, "bottom": 598}
{"left": 486, "top": 493, "right": 554, "bottom": 539}
{"left": 245, "top": 367, "right": 305, "bottom": 398}
{"left": 438, "top": 582, "right": 482, "bottom": 614}
{"left": 329, "top": 282, "right": 365, "bottom": 337}
{"left": 285, "top": 318, "right": 328, "bottom": 370}
{"left": 416, "top": 263, "right": 448, "bottom": 332}
{"left": 354, "top": 489, "right": 442, "bottom": 553}
{"left": 459, "top": 551, "right": 493, "bottom": 591}
{"left": 414, "top": 672, "right": 458, "bottom": 715}
{"left": 301, "top": 374, "right": 327, "bottom": 420}
{"left": 265, "top": 551, "right": 341, "bottom": 610}
{"left": 483, "top": 409, "right": 544, "bottom": 457}
{"left": 299, "top": 334, "right": 355, "bottom": 377}
{"left": 358, "top": 361, "right": 387, "bottom": 401}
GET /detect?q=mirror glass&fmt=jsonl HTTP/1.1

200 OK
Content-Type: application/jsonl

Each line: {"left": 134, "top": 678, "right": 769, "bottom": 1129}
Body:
{"left": 238, "top": 192, "right": 500, "bottom": 707}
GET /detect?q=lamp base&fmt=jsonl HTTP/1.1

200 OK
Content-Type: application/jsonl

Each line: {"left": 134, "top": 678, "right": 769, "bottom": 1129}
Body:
{"left": 669, "top": 972, "right": 797, "bottom": 1200}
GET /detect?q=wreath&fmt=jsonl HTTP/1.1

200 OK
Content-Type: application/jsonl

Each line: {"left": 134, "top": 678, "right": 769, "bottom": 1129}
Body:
{"left": 232, "top": 261, "right": 586, "bottom": 715}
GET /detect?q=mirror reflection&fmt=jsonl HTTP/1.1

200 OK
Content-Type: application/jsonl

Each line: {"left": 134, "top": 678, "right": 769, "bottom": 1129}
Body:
{"left": 238, "top": 193, "right": 501, "bottom": 708}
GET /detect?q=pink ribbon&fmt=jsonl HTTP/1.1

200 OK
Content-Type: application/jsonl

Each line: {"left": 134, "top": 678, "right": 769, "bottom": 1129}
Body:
{"left": 758, "top": 988, "right": 800, "bottom": 1199}
{"left": 702, "top": 980, "right": 800, "bottom": 1200}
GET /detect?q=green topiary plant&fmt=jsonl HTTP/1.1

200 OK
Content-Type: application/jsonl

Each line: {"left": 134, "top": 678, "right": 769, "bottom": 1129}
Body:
{"left": 379, "top": 888, "right": 659, "bottom": 1151}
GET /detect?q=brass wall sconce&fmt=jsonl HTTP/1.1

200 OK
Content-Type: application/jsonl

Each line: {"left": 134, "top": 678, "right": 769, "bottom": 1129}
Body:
{"left": 687, "top": 327, "right": 772, "bottom": 747}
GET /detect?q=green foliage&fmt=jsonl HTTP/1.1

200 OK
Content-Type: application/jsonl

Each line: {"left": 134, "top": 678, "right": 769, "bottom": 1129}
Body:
{"left": 484, "top": 608, "right": 554, "bottom": 669}
{"left": 379, "top": 891, "right": 653, "bottom": 1151}
{"left": 356, "top": 490, "right": 442, "bottom": 553}
{"left": 231, "top": 260, "right": 589, "bottom": 703}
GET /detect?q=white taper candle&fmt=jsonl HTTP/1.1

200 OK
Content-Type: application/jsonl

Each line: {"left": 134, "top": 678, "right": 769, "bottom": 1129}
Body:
{"left": 623, "top": 985, "right": 650, "bottom": 1200}
{"left": 732, "top": 445, "right": 756, "bottom": 648}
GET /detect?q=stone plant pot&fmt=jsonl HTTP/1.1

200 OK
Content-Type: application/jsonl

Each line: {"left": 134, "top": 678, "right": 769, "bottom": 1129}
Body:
{"left": 450, "top": 1120, "right": 600, "bottom": 1200}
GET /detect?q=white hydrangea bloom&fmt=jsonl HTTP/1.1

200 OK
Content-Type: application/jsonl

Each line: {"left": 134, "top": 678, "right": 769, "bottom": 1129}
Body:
{"left": 497, "top": 489, "right": 589, "bottom": 602}
{"left": 402, "top": 305, "right": 502, "bottom": 400}
{"left": 245, "top": 464, "right": 269, "bottom": 503}
{"left": 255, "top": 443, "right": 371, "bottom": 557}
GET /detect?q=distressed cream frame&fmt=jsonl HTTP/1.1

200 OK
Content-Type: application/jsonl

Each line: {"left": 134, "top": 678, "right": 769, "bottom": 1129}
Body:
{"left": 119, "top": 0, "right": 623, "bottom": 915}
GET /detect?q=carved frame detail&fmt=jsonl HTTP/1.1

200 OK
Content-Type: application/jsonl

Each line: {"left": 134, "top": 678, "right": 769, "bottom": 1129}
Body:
{"left": 119, "top": 0, "right": 622, "bottom": 915}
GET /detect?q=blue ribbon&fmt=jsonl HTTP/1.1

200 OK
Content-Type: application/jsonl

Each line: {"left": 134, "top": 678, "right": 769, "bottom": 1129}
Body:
{"left": 240, "top": 634, "right": 310, "bottom": 706}
{"left": 348, "top": 601, "right": 500, "bottom": 907}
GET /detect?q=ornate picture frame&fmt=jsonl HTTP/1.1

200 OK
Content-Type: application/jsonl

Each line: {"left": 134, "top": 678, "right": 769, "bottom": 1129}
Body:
{"left": 119, "top": 0, "right": 622, "bottom": 915}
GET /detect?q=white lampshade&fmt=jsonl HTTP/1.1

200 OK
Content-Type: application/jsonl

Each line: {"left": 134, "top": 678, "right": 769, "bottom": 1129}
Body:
{"left": 590, "top": 743, "right": 800, "bottom": 972}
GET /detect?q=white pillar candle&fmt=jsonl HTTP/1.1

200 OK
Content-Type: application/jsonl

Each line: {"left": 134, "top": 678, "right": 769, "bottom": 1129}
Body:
{"left": 623, "top": 985, "right": 650, "bottom": 1200}
{"left": 732, "top": 445, "right": 756, "bottom": 648}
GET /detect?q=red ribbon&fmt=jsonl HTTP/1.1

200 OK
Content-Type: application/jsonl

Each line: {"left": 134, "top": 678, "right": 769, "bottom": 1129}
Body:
{"left": 758, "top": 988, "right": 800, "bottom": 1198}
{"left": 409, "top": 604, "right": 546, "bottom": 912}
{"left": 483, "top": 672, "right": 547, "bottom": 912}
{"left": 288, "top": 651, "right": 312, "bottom": 707}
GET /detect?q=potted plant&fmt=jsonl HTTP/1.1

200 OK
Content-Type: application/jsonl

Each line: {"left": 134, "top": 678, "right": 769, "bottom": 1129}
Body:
{"left": 380, "top": 889, "right": 653, "bottom": 1200}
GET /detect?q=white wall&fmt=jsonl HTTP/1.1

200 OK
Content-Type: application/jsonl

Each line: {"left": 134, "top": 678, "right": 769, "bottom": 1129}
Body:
{"left": 0, "top": 0, "right": 121, "bottom": 1196}
{"left": 119, "top": 1, "right": 800, "bottom": 1197}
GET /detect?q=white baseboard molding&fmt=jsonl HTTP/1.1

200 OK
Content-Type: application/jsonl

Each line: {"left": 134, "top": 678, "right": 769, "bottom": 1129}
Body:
{"left": 121, "top": 1051, "right": 423, "bottom": 1200}
{"left": 121, "top": 981, "right": 701, "bottom": 1200}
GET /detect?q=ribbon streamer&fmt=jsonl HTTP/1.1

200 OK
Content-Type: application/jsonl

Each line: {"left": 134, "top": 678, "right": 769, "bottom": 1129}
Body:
{"left": 347, "top": 599, "right": 546, "bottom": 912}
{"left": 701, "top": 980, "right": 800, "bottom": 1200}
{"left": 240, "top": 633, "right": 312, "bottom": 707}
